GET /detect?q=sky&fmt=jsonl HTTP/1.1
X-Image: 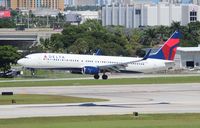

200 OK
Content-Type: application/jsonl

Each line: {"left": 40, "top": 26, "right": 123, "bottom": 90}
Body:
{"left": 152, "top": 0, "right": 191, "bottom": 3}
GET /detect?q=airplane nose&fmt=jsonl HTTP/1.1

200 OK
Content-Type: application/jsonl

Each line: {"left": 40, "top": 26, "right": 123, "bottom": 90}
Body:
{"left": 17, "top": 59, "right": 25, "bottom": 66}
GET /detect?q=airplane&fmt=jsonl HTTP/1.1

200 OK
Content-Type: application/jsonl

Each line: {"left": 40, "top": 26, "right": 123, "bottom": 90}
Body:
{"left": 17, "top": 31, "right": 180, "bottom": 80}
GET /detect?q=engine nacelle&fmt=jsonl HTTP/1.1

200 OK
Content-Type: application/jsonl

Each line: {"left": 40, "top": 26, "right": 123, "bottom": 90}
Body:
{"left": 83, "top": 66, "right": 99, "bottom": 75}
{"left": 70, "top": 69, "right": 83, "bottom": 74}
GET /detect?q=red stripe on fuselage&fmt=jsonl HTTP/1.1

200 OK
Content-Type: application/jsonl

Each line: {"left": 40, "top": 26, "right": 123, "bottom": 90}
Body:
{"left": 162, "top": 39, "right": 179, "bottom": 60}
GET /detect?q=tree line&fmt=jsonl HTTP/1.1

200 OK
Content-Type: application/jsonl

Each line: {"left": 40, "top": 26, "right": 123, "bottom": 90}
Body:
{"left": 0, "top": 9, "right": 66, "bottom": 29}
{"left": 36, "top": 20, "right": 200, "bottom": 57}
{"left": 1, "top": 19, "right": 200, "bottom": 73}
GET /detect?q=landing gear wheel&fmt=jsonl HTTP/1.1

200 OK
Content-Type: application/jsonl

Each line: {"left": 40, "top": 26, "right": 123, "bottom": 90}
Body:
{"left": 102, "top": 74, "right": 108, "bottom": 80}
{"left": 94, "top": 74, "right": 100, "bottom": 79}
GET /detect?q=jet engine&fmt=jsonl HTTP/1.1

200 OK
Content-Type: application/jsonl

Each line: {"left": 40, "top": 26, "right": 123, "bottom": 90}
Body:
{"left": 70, "top": 69, "right": 83, "bottom": 74}
{"left": 83, "top": 66, "right": 99, "bottom": 75}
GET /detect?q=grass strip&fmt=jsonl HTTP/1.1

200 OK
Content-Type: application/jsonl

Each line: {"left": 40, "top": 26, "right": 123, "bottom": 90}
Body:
{"left": 1, "top": 76, "right": 200, "bottom": 87}
{"left": 0, "top": 94, "right": 107, "bottom": 105}
{"left": 0, "top": 113, "right": 200, "bottom": 128}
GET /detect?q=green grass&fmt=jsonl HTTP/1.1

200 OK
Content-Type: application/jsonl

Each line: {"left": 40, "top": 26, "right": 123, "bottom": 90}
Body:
{"left": 1, "top": 76, "right": 200, "bottom": 87}
{"left": 0, "top": 114, "right": 200, "bottom": 128}
{"left": 22, "top": 70, "right": 89, "bottom": 79}
{"left": 0, "top": 70, "right": 89, "bottom": 80}
{"left": 0, "top": 94, "right": 107, "bottom": 105}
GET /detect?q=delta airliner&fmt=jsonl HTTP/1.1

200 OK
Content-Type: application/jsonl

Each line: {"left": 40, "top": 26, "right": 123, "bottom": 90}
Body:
{"left": 17, "top": 31, "right": 180, "bottom": 79}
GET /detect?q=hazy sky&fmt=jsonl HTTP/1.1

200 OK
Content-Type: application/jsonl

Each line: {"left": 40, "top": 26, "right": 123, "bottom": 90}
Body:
{"left": 0, "top": 0, "right": 192, "bottom": 5}
{"left": 152, "top": 0, "right": 191, "bottom": 3}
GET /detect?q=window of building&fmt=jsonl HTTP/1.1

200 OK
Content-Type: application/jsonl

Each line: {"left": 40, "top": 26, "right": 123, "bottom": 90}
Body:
{"left": 190, "top": 17, "right": 197, "bottom": 22}
{"left": 190, "top": 11, "right": 197, "bottom": 16}
{"left": 190, "top": 11, "right": 197, "bottom": 22}
{"left": 135, "top": 9, "right": 141, "bottom": 15}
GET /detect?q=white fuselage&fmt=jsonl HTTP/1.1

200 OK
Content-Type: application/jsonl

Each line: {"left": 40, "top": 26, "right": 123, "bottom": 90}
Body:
{"left": 17, "top": 53, "right": 170, "bottom": 73}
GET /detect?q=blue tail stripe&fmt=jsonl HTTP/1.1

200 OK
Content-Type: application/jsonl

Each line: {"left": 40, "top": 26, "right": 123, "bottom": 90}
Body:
{"left": 148, "top": 31, "right": 180, "bottom": 60}
{"left": 171, "top": 31, "right": 181, "bottom": 39}
{"left": 149, "top": 50, "right": 165, "bottom": 60}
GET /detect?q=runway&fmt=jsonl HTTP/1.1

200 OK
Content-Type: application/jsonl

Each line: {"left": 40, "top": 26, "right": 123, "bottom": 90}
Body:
{"left": 0, "top": 83, "right": 200, "bottom": 118}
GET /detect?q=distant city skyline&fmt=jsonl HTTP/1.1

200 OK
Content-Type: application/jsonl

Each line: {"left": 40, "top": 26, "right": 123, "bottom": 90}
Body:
{"left": 152, "top": 0, "right": 190, "bottom": 3}
{"left": 65, "top": 0, "right": 191, "bottom": 4}
{"left": 0, "top": 0, "right": 193, "bottom": 7}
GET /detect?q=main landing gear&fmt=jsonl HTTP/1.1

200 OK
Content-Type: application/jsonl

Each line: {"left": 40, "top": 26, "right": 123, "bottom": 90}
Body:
{"left": 102, "top": 74, "right": 108, "bottom": 80}
{"left": 94, "top": 74, "right": 108, "bottom": 80}
{"left": 94, "top": 74, "right": 100, "bottom": 79}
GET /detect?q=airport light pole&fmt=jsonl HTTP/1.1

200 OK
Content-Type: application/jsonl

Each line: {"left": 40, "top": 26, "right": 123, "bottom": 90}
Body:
{"left": 28, "top": 10, "right": 30, "bottom": 29}
{"left": 47, "top": 12, "right": 49, "bottom": 28}
{"left": 5, "top": 0, "right": 7, "bottom": 9}
{"left": 27, "top": 0, "right": 30, "bottom": 29}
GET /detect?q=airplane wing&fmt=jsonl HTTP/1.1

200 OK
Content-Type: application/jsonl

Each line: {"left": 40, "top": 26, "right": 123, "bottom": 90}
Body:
{"left": 97, "top": 49, "right": 151, "bottom": 72}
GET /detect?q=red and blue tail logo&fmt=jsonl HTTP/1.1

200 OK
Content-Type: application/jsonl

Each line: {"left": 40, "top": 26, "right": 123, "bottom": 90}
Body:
{"left": 149, "top": 31, "right": 180, "bottom": 60}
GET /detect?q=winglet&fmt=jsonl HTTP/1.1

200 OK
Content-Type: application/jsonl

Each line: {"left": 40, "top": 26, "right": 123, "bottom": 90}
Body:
{"left": 95, "top": 49, "right": 101, "bottom": 55}
{"left": 142, "top": 49, "right": 151, "bottom": 60}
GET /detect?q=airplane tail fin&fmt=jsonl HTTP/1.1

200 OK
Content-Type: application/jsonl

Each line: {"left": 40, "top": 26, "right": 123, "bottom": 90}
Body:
{"left": 149, "top": 31, "right": 181, "bottom": 60}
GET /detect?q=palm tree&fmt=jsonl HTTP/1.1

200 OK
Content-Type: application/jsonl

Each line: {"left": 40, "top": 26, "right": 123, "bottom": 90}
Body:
{"left": 143, "top": 28, "right": 158, "bottom": 47}
{"left": 155, "top": 25, "right": 171, "bottom": 45}
{"left": 170, "top": 21, "right": 181, "bottom": 32}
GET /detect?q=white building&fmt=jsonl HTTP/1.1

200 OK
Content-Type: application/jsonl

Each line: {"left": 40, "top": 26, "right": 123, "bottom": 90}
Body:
{"left": 192, "top": 0, "right": 200, "bottom": 5}
{"left": 66, "top": 0, "right": 152, "bottom": 6}
{"left": 175, "top": 46, "right": 200, "bottom": 69}
{"left": 109, "top": 0, "right": 152, "bottom": 5}
{"left": 181, "top": 4, "right": 200, "bottom": 25}
{"left": 75, "top": 11, "right": 100, "bottom": 23}
{"left": 66, "top": 0, "right": 97, "bottom": 6}
{"left": 64, "top": 11, "right": 99, "bottom": 23}
{"left": 102, "top": 3, "right": 200, "bottom": 28}
{"left": 160, "top": 0, "right": 182, "bottom": 3}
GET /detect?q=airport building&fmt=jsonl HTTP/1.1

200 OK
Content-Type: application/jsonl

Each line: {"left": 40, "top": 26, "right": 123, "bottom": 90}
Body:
{"left": 192, "top": 0, "right": 200, "bottom": 5}
{"left": 66, "top": 0, "right": 152, "bottom": 6}
{"left": 102, "top": 3, "right": 200, "bottom": 28}
{"left": 66, "top": 0, "right": 96, "bottom": 6}
{"left": 145, "top": 46, "right": 200, "bottom": 70}
{"left": 175, "top": 46, "right": 200, "bottom": 69}
{"left": 64, "top": 11, "right": 99, "bottom": 24}
{"left": 7, "top": 0, "right": 64, "bottom": 11}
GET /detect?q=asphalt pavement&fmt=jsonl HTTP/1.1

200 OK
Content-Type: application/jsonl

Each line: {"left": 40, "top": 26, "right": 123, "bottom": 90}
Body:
{"left": 0, "top": 83, "right": 200, "bottom": 118}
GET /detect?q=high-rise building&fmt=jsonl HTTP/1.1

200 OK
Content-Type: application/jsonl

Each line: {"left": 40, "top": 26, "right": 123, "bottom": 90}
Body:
{"left": 192, "top": 0, "right": 200, "bottom": 5}
{"left": 73, "top": 0, "right": 96, "bottom": 6}
{"left": 9, "top": 0, "right": 64, "bottom": 10}
{"left": 96, "top": 0, "right": 108, "bottom": 6}
{"left": 0, "top": 0, "right": 4, "bottom": 6}
{"left": 102, "top": 3, "right": 200, "bottom": 28}
{"left": 66, "top": 0, "right": 74, "bottom": 6}
{"left": 160, "top": 0, "right": 182, "bottom": 3}
{"left": 110, "top": 0, "right": 152, "bottom": 5}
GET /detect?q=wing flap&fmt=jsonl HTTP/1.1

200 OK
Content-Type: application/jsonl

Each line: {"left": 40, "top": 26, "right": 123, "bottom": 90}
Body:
{"left": 88, "top": 49, "right": 152, "bottom": 73}
{"left": 98, "top": 58, "right": 143, "bottom": 72}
